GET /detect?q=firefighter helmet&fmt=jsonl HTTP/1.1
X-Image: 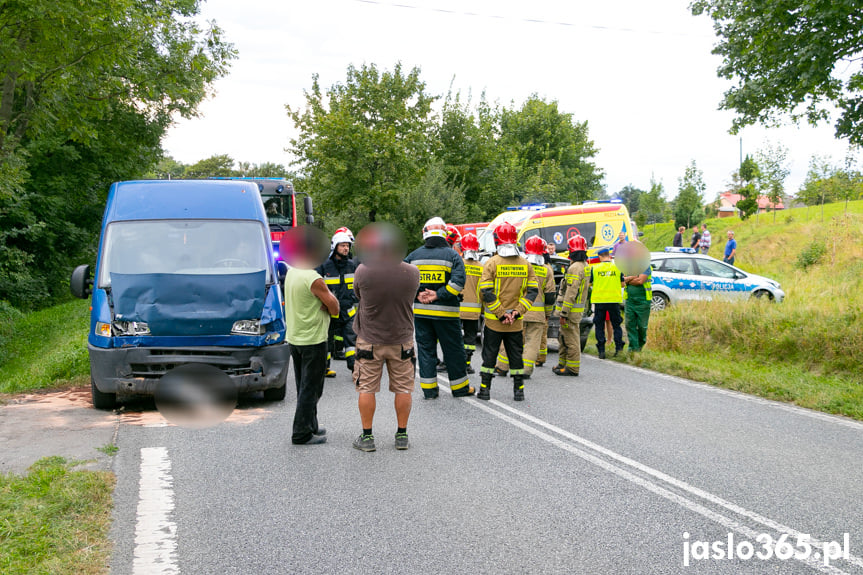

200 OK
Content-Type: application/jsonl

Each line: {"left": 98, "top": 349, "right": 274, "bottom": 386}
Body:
{"left": 461, "top": 233, "right": 479, "bottom": 252}
{"left": 524, "top": 235, "right": 547, "bottom": 255}
{"left": 445, "top": 224, "right": 462, "bottom": 246}
{"left": 568, "top": 234, "right": 587, "bottom": 252}
{"left": 492, "top": 222, "right": 518, "bottom": 247}
{"left": 422, "top": 217, "right": 447, "bottom": 240}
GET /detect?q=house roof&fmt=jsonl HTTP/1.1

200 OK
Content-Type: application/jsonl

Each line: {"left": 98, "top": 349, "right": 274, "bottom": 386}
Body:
{"left": 719, "top": 191, "right": 784, "bottom": 210}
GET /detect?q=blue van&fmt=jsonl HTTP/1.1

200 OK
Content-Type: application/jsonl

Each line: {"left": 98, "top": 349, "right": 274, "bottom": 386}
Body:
{"left": 70, "top": 180, "right": 292, "bottom": 409}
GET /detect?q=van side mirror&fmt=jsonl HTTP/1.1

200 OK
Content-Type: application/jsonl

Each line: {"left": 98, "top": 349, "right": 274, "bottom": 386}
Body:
{"left": 70, "top": 264, "right": 93, "bottom": 299}
{"left": 303, "top": 196, "right": 314, "bottom": 224}
{"left": 276, "top": 261, "right": 288, "bottom": 283}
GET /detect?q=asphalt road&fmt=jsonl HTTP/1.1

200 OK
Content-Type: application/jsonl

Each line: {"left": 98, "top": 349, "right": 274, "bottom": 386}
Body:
{"left": 107, "top": 353, "right": 863, "bottom": 575}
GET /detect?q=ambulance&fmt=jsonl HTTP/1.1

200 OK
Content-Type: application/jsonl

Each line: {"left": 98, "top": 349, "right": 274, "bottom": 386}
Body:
{"left": 478, "top": 201, "right": 636, "bottom": 262}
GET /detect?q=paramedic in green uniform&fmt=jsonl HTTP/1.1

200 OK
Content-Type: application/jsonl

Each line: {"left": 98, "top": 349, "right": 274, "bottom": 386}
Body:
{"left": 623, "top": 266, "right": 652, "bottom": 353}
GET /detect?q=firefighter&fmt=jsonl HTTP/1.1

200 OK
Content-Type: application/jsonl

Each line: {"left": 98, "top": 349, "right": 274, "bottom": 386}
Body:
{"left": 435, "top": 224, "right": 464, "bottom": 373}
{"left": 405, "top": 217, "right": 475, "bottom": 398}
{"left": 316, "top": 230, "right": 358, "bottom": 377}
{"left": 553, "top": 235, "right": 590, "bottom": 376}
{"left": 478, "top": 222, "right": 538, "bottom": 401}
{"left": 590, "top": 246, "right": 625, "bottom": 358}
{"left": 459, "top": 233, "right": 483, "bottom": 375}
{"left": 536, "top": 247, "right": 554, "bottom": 366}
{"left": 494, "top": 236, "right": 555, "bottom": 378}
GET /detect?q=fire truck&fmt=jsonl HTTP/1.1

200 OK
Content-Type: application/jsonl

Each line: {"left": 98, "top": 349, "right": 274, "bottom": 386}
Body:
{"left": 214, "top": 178, "right": 314, "bottom": 260}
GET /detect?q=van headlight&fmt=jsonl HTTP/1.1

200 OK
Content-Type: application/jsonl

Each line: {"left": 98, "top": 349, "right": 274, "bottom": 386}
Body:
{"left": 231, "top": 319, "right": 264, "bottom": 335}
{"left": 112, "top": 321, "right": 151, "bottom": 336}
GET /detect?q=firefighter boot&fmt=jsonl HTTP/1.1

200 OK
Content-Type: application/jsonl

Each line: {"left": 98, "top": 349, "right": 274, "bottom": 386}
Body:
{"left": 478, "top": 374, "right": 492, "bottom": 401}
{"left": 513, "top": 376, "right": 525, "bottom": 402}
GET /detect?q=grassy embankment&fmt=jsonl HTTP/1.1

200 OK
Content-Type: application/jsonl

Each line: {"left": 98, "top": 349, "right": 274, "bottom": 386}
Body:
{"left": 586, "top": 199, "right": 863, "bottom": 420}
{"left": 0, "top": 299, "right": 90, "bottom": 396}
{"left": 0, "top": 457, "right": 115, "bottom": 575}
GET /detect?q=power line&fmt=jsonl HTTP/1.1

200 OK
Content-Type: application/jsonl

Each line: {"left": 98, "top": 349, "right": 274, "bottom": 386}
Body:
{"left": 349, "top": 0, "right": 708, "bottom": 37}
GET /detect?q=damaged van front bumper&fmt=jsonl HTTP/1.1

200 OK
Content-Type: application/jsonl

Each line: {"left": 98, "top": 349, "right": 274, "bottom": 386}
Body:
{"left": 88, "top": 343, "right": 290, "bottom": 397}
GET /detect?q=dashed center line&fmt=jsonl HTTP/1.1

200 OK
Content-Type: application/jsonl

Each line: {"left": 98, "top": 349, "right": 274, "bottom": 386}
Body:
{"left": 133, "top": 446, "right": 179, "bottom": 575}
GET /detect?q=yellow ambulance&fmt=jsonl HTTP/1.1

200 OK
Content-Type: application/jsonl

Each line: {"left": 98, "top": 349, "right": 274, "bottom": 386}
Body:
{"left": 478, "top": 201, "right": 636, "bottom": 263}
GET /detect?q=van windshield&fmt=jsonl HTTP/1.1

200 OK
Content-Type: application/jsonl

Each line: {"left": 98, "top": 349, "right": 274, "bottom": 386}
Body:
{"left": 98, "top": 220, "right": 271, "bottom": 287}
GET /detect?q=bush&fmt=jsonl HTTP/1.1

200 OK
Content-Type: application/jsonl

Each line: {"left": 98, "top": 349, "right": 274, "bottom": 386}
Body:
{"left": 784, "top": 214, "right": 795, "bottom": 224}
{"left": 796, "top": 240, "right": 827, "bottom": 269}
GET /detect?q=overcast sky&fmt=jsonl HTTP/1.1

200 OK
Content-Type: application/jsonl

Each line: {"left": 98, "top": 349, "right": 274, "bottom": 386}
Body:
{"left": 163, "top": 0, "right": 857, "bottom": 202}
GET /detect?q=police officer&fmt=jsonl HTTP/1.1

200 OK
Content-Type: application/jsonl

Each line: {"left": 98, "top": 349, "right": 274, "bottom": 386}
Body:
{"left": 553, "top": 235, "right": 590, "bottom": 376}
{"left": 316, "top": 230, "right": 358, "bottom": 376}
{"left": 494, "top": 236, "right": 555, "bottom": 378}
{"left": 478, "top": 222, "right": 538, "bottom": 401}
{"left": 405, "top": 217, "right": 474, "bottom": 398}
{"left": 459, "top": 233, "right": 483, "bottom": 375}
{"left": 590, "top": 246, "right": 625, "bottom": 359}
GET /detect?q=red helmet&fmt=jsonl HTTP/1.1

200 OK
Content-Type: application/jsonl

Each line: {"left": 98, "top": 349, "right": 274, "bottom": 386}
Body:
{"left": 461, "top": 232, "right": 479, "bottom": 252}
{"left": 493, "top": 222, "right": 518, "bottom": 247}
{"left": 524, "top": 235, "right": 547, "bottom": 255}
{"left": 568, "top": 235, "right": 587, "bottom": 252}
{"left": 445, "top": 224, "right": 462, "bottom": 246}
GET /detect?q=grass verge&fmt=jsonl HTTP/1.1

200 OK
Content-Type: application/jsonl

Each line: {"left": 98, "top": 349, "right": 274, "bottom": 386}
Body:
{"left": 0, "top": 299, "right": 90, "bottom": 394}
{"left": 0, "top": 457, "right": 115, "bottom": 575}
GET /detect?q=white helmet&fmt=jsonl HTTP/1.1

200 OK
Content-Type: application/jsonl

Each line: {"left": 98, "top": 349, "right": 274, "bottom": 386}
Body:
{"left": 331, "top": 231, "right": 354, "bottom": 252}
{"left": 334, "top": 226, "right": 354, "bottom": 242}
{"left": 422, "top": 216, "right": 447, "bottom": 240}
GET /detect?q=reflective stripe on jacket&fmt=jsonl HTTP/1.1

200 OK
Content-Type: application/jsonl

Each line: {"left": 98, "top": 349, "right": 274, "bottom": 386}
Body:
{"left": 405, "top": 238, "right": 466, "bottom": 320}
{"left": 480, "top": 254, "right": 539, "bottom": 333}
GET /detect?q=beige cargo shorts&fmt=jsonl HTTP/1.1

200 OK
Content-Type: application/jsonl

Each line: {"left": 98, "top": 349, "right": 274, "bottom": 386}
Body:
{"left": 353, "top": 337, "right": 416, "bottom": 394}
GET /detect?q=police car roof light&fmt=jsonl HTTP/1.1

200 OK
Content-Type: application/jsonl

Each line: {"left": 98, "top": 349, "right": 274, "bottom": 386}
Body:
{"left": 664, "top": 247, "right": 697, "bottom": 253}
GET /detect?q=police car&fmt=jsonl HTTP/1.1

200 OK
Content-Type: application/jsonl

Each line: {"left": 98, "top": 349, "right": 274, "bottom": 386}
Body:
{"left": 649, "top": 248, "right": 785, "bottom": 310}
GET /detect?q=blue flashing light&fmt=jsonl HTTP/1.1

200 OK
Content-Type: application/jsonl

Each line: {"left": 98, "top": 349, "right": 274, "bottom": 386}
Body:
{"left": 664, "top": 247, "right": 697, "bottom": 253}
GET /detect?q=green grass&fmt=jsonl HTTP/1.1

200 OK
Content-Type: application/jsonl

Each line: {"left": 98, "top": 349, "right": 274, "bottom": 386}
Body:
{"left": 603, "top": 199, "right": 863, "bottom": 420}
{"left": 0, "top": 299, "right": 91, "bottom": 394}
{"left": 95, "top": 444, "right": 118, "bottom": 456}
{"left": 0, "top": 457, "right": 115, "bottom": 575}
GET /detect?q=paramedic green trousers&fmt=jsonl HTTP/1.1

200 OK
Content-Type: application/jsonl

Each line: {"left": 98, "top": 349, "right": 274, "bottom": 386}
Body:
{"left": 624, "top": 297, "right": 651, "bottom": 352}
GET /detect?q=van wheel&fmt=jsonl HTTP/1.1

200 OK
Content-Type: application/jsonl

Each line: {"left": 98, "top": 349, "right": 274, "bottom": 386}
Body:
{"left": 91, "top": 377, "right": 117, "bottom": 410}
{"left": 651, "top": 293, "right": 669, "bottom": 311}
{"left": 263, "top": 384, "right": 286, "bottom": 402}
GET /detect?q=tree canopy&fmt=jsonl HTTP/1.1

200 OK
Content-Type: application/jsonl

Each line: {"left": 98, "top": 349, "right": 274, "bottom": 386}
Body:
{"left": 0, "top": 0, "right": 235, "bottom": 309}
{"left": 692, "top": 0, "right": 863, "bottom": 145}
{"left": 286, "top": 64, "right": 606, "bottom": 237}
{"left": 674, "top": 160, "right": 706, "bottom": 228}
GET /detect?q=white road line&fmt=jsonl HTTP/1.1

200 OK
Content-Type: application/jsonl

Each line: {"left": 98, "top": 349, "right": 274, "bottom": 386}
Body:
{"left": 133, "top": 447, "right": 179, "bottom": 575}
{"left": 601, "top": 358, "right": 863, "bottom": 432}
{"left": 438, "top": 378, "right": 859, "bottom": 573}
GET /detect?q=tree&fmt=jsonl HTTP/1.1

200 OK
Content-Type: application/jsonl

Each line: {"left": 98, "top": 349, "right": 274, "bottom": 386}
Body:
{"left": 0, "top": 0, "right": 235, "bottom": 308}
{"left": 674, "top": 161, "right": 706, "bottom": 228}
{"left": 184, "top": 154, "right": 236, "bottom": 178}
{"left": 798, "top": 153, "right": 863, "bottom": 213}
{"left": 639, "top": 176, "right": 668, "bottom": 230}
{"left": 754, "top": 142, "right": 790, "bottom": 222}
{"left": 691, "top": 1, "right": 863, "bottom": 145}
{"left": 736, "top": 155, "right": 759, "bottom": 220}
{"left": 616, "top": 184, "right": 643, "bottom": 216}
{"left": 287, "top": 63, "right": 436, "bottom": 229}
{"left": 498, "top": 96, "right": 604, "bottom": 205}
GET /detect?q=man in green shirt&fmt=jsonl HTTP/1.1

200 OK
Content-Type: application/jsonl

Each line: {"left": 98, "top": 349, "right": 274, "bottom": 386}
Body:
{"left": 283, "top": 235, "right": 340, "bottom": 445}
{"left": 624, "top": 266, "right": 652, "bottom": 353}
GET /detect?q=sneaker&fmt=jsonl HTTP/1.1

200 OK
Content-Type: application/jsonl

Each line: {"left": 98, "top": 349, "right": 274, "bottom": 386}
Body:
{"left": 325, "top": 369, "right": 337, "bottom": 378}
{"left": 394, "top": 433, "right": 410, "bottom": 450}
{"left": 352, "top": 434, "right": 376, "bottom": 452}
